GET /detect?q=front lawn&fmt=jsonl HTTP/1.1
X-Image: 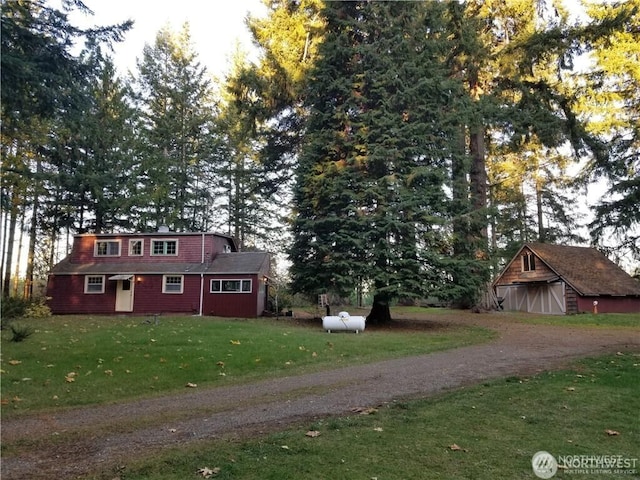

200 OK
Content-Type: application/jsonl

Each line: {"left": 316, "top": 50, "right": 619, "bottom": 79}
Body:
{"left": 110, "top": 352, "right": 640, "bottom": 480}
{"left": 1, "top": 314, "right": 493, "bottom": 415}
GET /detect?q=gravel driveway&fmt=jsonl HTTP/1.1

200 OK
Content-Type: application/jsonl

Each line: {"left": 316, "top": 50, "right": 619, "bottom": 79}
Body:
{"left": 2, "top": 314, "right": 638, "bottom": 479}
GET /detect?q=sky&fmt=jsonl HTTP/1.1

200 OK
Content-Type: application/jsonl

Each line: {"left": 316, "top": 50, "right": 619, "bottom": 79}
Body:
{"left": 70, "top": 0, "right": 267, "bottom": 78}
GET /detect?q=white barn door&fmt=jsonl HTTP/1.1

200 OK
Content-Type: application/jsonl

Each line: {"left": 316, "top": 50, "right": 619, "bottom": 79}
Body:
{"left": 497, "top": 283, "right": 565, "bottom": 315}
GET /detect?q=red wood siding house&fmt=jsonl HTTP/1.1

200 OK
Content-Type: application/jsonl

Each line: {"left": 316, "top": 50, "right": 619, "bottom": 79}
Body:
{"left": 47, "top": 231, "right": 270, "bottom": 318}
{"left": 493, "top": 243, "right": 640, "bottom": 315}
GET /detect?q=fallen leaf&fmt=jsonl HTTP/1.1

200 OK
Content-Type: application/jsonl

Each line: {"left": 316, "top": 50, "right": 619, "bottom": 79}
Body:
{"left": 305, "top": 430, "right": 321, "bottom": 437}
{"left": 373, "top": 427, "right": 384, "bottom": 432}
{"left": 449, "top": 444, "right": 462, "bottom": 451}
{"left": 351, "top": 407, "right": 378, "bottom": 415}
{"left": 104, "top": 370, "right": 113, "bottom": 376}
{"left": 186, "top": 382, "right": 198, "bottom": 388}
{"left": 281, "top": 445, "right": 290, "bottom": 449}
{"left": 197, "top": 466, "right": 220, "bottom": 478}
{"left": 605, "top": 429, "right": 620, "bottom": 436}
{"left": 566, "top": 387, "right": 575, "bottom": 392}
{"left": 65, "top": 372, "right": 77, "bottom": 383}
{"left": 216, "top": 361, "right": 225, "bottom": 367}
{"left": 230, "top": 340, "right": 241, "bottom": 345}
{"left": 8, "top": 360, "right": 22, "bottom": 365}
{"left": 169, "top": 428, "right": 177, "bottom": 433}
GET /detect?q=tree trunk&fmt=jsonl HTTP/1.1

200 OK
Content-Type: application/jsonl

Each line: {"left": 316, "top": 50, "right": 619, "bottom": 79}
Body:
{"left": 535, "top": 169, "right": 545, "bottom": 242}
{"left": 24, "top": 157, "right": 42, "bottom": 299}
{"left": 2, "top": 190, "right": 20, "bottom": 297}
{"left": 366, "top": 292, "right": 392, "bottom": 325}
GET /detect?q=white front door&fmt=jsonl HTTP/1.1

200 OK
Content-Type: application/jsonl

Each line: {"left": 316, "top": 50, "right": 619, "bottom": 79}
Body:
{"left": 115, "top": 278, "right": 134, "bottom": 312}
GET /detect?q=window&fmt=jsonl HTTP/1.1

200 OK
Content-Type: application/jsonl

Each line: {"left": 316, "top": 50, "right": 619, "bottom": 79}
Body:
{"left": 522, "top": 252, "right": 536, "bottom": 272}
{"left": 152, "top": 239, "right": 178, "bottom": 256}
{"left": 163, "top": 275, "right": 183, "bottom": 294}
{"left": 95, "top": 240, "right": 120, "bottom": 257}
{"left": 210, "top": 279, "right": 252, "bottom": 293}
{"left": 85, "top": 275, "right": 105, "bottom": 293}
{"left": 129, "top": 239, "right": 143, "bottom": 256}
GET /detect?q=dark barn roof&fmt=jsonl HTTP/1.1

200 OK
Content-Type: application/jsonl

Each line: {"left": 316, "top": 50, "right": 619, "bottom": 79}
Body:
{"left": 525, "top": 243, "right": 640, "bottom": 296}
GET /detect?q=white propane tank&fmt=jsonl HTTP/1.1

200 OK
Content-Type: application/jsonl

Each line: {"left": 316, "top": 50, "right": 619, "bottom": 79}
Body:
{"left": 322, "top": 311, "right": 366, "bottom": 333}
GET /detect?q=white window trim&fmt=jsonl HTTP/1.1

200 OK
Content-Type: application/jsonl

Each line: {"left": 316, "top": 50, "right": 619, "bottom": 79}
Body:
{"left": 94, "top": 240, "right": 121, "bottom": 257}
{"left": 210, "top": 279, "right": 252, "bottom": 294}
{"left": 84, "top": 275, "right": 105, "bottom": 294}
{"left": 151, "top": 238, "right": 179, "bottom": 256}
{"left": 163, "top": 275, "right": 184, "bottom": 294}
{"left": 128, "top": 239, "right": 144, "bottom": 256}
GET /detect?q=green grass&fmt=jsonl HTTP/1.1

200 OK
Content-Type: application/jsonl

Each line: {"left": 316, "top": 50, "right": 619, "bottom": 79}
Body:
{"left": 389, "top": 306, "right": 640, "bottom": 328}
{"left": 506, "top": 312, "right": 640, "bottom": 328}
{"left": 0, "top": 314, "right": 494, "bottom": 415}
{"left": 95, "top": 352, "right": 640, "bottom": 480}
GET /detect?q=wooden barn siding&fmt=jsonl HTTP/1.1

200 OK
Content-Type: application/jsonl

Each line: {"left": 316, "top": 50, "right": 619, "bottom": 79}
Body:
{"left": 565, "top": 285, "right": 578, "bottom": 315}
{"left": 202, "top": 274, "right": 261, "bottom": 318}
{"left": 495, "top": 247, "right": 558, "bottom": 285}
{"left": 47, "top": 274, "right": 202, "bottom": 315}
{"left": 70, "top": 234, "right": 221, "bottom": 264}
{"left": 47, "top": 275, "right": 117, "bottom": 314}
{"left": 577, "top": 296, "right": 640, "bottom": 314}
{"left": 133, "top": 275, "right": 201, "bottom": 314}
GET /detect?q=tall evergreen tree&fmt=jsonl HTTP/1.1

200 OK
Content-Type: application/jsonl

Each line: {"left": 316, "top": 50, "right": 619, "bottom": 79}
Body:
{"left": 290, "top": 1, "right": 468, "bottom": 322}
{"left": 45, "top": 53, "right": 140, "bottom": 235}
{"left": 0, "top": 0, "right": 131, "bottom": 297}
{"left": 133, "top": 23, "right": 220, "bottom": 232}
{"left": 579, "top": 0, "right": 640, "bottom": 263}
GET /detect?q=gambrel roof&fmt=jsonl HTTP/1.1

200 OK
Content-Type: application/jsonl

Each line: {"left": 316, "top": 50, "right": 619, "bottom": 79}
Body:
{"left": 498, "top": 243, "right": 640, "bottom": 297}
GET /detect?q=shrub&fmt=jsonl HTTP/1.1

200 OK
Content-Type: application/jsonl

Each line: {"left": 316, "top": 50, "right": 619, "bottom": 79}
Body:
{"left": 1, "top": 296, "right": 28, "bottom": 323}
{"left": 23, "top": 297, "right": 51, "bottom": 318}
{"left": 10, "top": 323, "right": 35, "bottom": 342}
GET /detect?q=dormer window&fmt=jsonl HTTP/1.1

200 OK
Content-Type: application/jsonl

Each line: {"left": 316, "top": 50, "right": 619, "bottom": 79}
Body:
{"left": 151, "top": 239, "right": 178, "bottom": 256}
{"left": 129, "top": 239, "right": 143, "bottom": 256}
{"left": 95, "top": 240, "right": 121, "bottom": 257}
{"left": 223, "top": 244, "right": 231, "bottom": 253}
{"left": 522, "top": 252, "right": 536, "bottom": 272}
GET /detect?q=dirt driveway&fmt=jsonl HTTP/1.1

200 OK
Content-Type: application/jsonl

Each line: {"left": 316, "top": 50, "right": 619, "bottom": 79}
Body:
{"left": 2, "top": 313, "right": 639, "bottom": 479}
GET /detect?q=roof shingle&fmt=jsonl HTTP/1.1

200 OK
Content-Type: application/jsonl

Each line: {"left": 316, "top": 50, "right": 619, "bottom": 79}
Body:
{"left": 526, "top": 243, "right": 640, "bottom": 296}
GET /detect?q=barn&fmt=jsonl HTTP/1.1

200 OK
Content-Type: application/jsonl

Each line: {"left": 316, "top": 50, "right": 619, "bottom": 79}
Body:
{"left": 493, "top": 243, "right": 640, "bottom": 315}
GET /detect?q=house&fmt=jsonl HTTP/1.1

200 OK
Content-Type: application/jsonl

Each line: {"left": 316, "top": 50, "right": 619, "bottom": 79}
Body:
{"left": 493, "top": 243, "right": 640, "bottom": 315}
{"left": 46, "top": 230, "right": 271, "bottom": 318}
